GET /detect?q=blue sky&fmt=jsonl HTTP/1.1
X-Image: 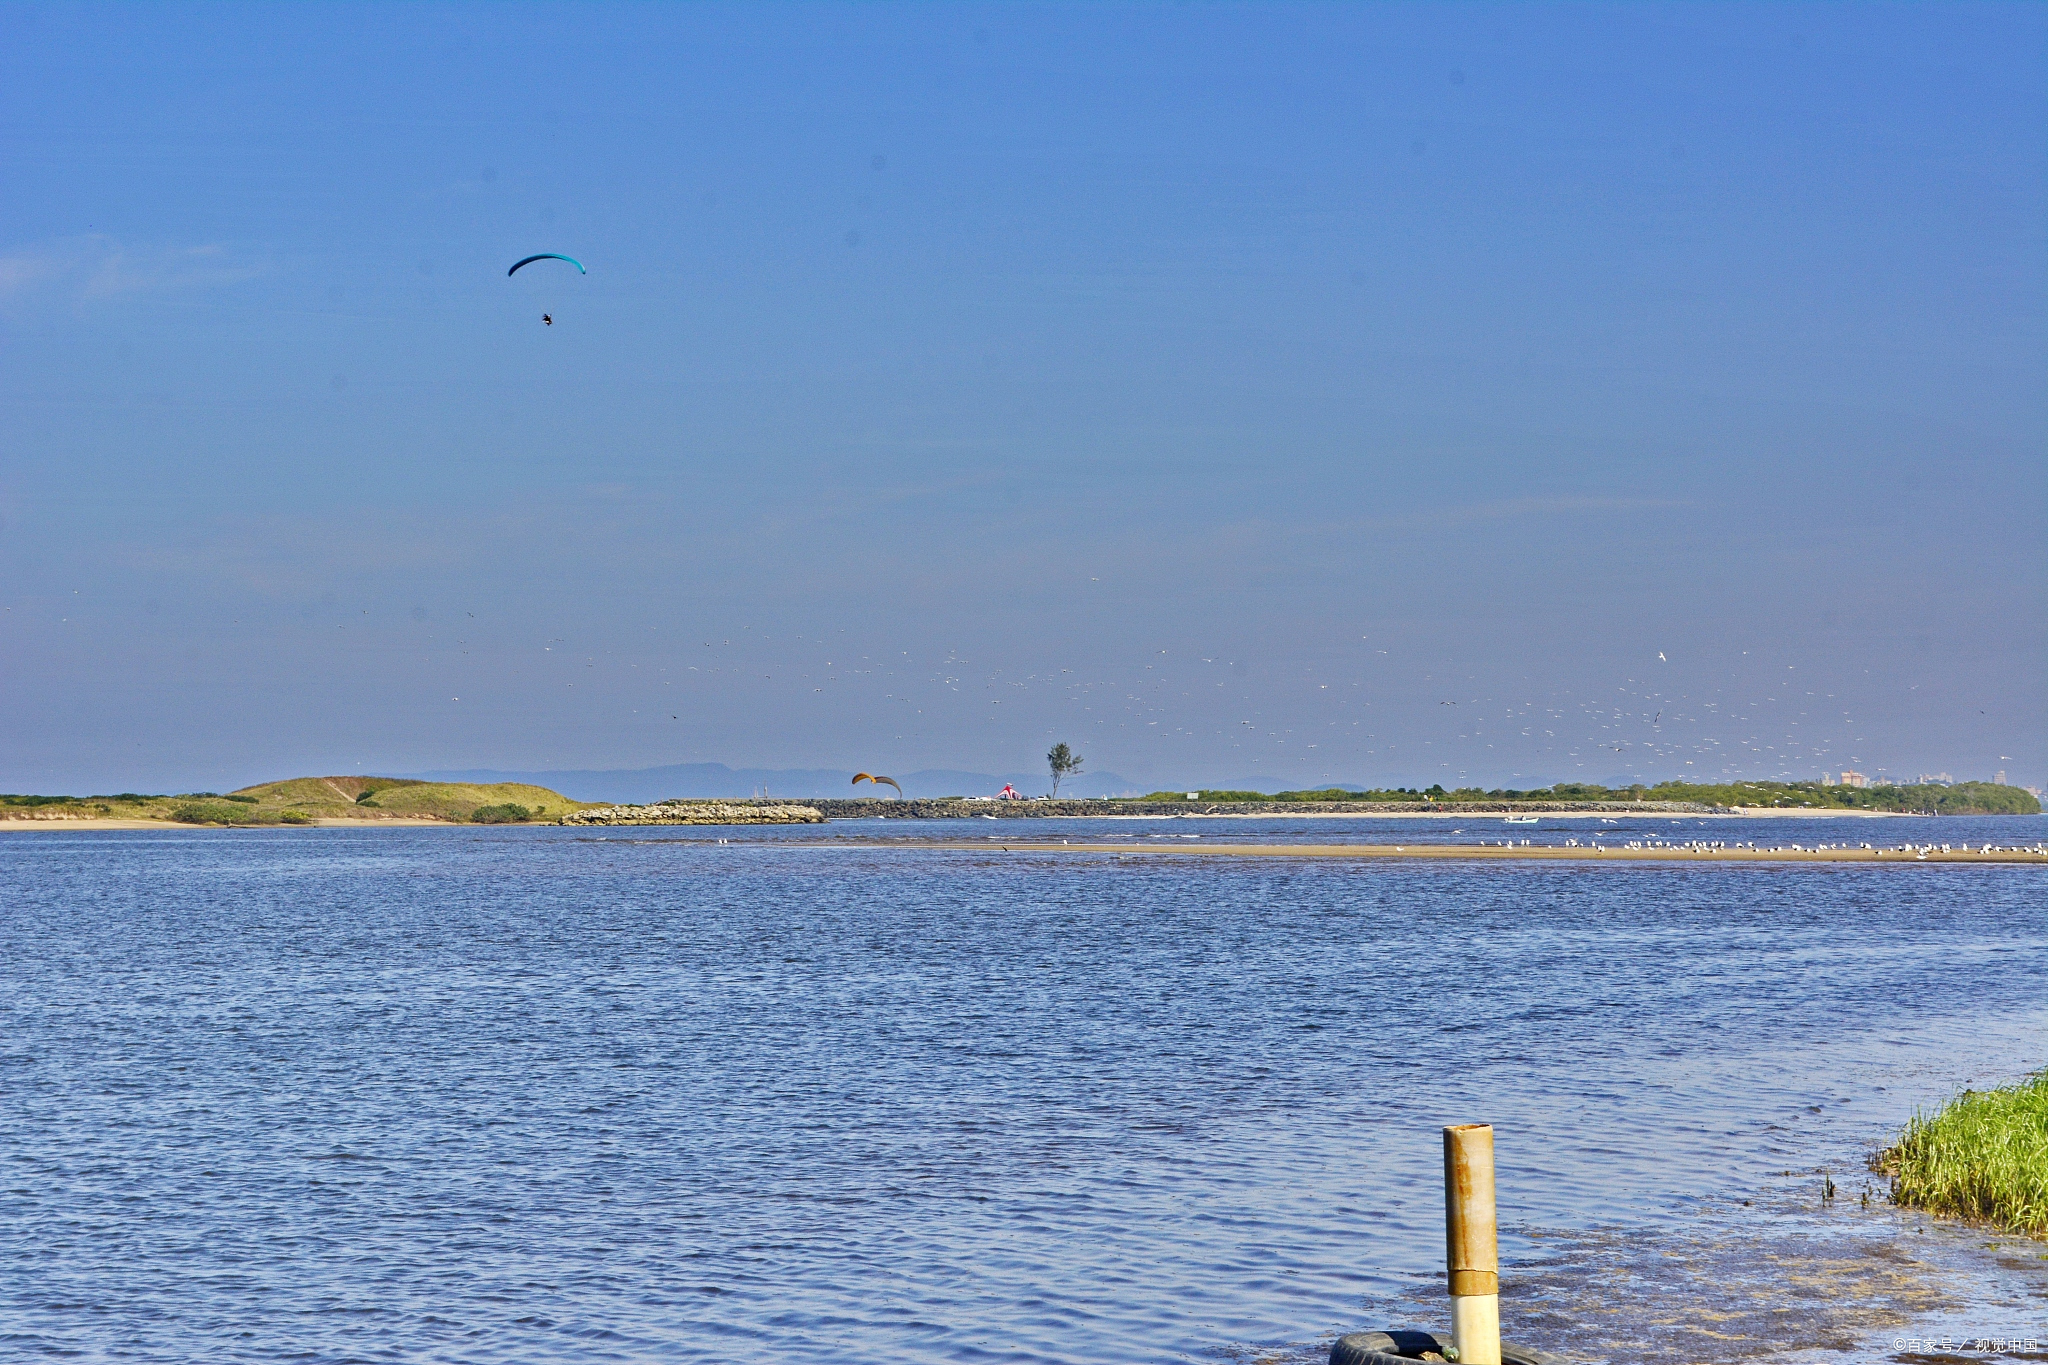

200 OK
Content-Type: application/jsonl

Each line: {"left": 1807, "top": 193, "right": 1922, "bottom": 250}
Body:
{"left": 2, "top": 2, "right": 2042, "bottom": 795}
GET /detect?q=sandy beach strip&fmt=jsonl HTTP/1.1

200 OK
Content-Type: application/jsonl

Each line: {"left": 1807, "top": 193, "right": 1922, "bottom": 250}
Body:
{"left": 886, "top": 840, "right": 2048, "bottom": 864}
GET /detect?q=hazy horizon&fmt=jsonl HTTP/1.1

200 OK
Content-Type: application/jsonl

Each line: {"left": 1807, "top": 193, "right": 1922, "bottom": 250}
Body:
{"left": 4, "top": 3, "right": 2042, "bottom": 795}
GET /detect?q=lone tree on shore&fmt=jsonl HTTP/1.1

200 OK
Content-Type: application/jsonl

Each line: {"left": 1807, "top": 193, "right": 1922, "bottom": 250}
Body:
{"left": 1047, "top": 742, "right": 1083, "bottom": 797}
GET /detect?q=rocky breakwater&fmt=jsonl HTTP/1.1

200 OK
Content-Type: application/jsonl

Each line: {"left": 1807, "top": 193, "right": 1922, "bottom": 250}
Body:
{"left": 560, "top": 800, "right": 825, "bottom": 826}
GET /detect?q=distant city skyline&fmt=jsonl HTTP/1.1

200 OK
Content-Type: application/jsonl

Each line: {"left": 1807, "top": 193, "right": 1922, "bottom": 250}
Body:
{"left": 1826, "top": 769, "right": 2023, "bottom": 791}
{"left": 2, "top": 3, "right": 2042, "bottom": 795}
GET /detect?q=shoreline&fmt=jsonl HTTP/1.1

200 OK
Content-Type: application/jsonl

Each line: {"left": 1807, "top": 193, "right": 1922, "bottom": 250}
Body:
{"left": 983, "top": 806, "right": 1916, "bottom": 820}
{"left": 882, "top": 840, "right": 2048, "bottom": 864}
{"left": 0, "top": 803, "right": 2028, "bottom": 833}
{"left": 694, "top": 796, "right": 2027, "bottom": 821}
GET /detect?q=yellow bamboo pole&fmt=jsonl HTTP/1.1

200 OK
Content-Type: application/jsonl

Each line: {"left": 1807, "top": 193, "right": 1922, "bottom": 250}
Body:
{"left": 1444, "top": 1123, "right": 1501, "bottom": 1365}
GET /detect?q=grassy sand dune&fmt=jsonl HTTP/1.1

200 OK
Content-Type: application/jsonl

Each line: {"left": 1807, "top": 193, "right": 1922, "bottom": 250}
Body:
{"left": 1876, "top": 1072, "right": 2048, "bottom": 1235}
{"left": 1, "top": 778, "right": 590, "bottom": 826}
{"left": 233, "top": 777, "right": 583, "bottom": 823}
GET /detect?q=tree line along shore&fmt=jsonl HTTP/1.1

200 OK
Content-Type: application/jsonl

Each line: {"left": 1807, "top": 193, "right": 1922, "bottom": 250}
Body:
{"left": 1131, "top": 778, "right": 2040, "bottom": 815}
{"left": 1, "top": 776, "right": 2038, "bottom": 827}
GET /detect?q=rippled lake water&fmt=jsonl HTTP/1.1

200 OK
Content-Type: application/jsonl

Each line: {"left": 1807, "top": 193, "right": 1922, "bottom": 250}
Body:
{"left": 2, "top": 816, "right": 2043, "bottom": 1363}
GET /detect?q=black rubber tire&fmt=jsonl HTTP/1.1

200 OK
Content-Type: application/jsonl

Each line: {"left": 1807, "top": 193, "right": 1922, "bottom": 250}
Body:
{"left": 1331, "top": 1329, "right": 1566, "bottom": 1365}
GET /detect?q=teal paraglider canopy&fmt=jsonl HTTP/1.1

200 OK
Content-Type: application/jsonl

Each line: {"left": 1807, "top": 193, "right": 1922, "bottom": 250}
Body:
{"left": 507, "top": 253, "right": 586, "bottom": 277}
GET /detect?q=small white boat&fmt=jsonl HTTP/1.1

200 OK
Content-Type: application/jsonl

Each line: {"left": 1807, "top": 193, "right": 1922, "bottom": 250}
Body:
{"left": 1504, "top": 815, "right": 1539, "bottom": 825}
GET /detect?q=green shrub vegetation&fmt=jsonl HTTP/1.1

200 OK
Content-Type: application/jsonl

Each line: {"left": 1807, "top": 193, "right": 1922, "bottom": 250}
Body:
{"left": 1875, "top": 1072, "right": 2048, "bottom": 1236}
{"left": 1, "top": 792, "right": 162, "bottom": 808}
{"left": 1132, "top": 789, "right": 1273, "bottom": 802}
{"left": 470, "top": 804, "right": 532, "bottom": 824}
{"left": 1121, "top": 779, "right": 2038, "bottom": 814}
{"left": 171, "top": 801, "right": 282, "bottom": 826}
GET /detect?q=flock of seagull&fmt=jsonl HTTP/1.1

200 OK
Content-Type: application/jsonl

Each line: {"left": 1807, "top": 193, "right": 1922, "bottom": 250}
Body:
{"left": 17, "top": 582, "right": 1997, "bottom": 787}
{"left": 474, "top": 623, "right": 1898, "bottom": 785}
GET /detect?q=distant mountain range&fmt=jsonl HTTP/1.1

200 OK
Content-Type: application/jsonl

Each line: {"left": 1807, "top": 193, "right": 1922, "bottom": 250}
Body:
{"left": 407, "top": 762, "right": 1147, "bottom": 804}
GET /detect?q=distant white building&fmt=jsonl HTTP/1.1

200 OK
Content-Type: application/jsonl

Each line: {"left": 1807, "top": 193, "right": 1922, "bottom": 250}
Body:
{"left": 1838, "top": 770, "right": 1868, "bottom": 789}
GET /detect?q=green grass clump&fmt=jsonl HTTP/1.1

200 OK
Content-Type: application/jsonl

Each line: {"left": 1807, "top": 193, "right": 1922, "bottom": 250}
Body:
{"left": 1877, "top": 1071, "right": 2048, "bottom": 1235}
{"left": 171, "top": 801, "right": 281, "bottom": 826}
{"left": 470, "top": 803, "right": 532, "bottom": 824}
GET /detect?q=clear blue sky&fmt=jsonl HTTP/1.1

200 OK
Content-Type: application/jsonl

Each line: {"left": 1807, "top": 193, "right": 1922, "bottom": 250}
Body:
{"left": 3, "top": 2, "right": 2042, "bottom": 794}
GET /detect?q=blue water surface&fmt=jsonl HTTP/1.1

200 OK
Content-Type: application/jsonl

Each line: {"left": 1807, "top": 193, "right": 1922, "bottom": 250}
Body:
{"left": 1, "top": 817, "right": 2043, "bottom": 1363}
